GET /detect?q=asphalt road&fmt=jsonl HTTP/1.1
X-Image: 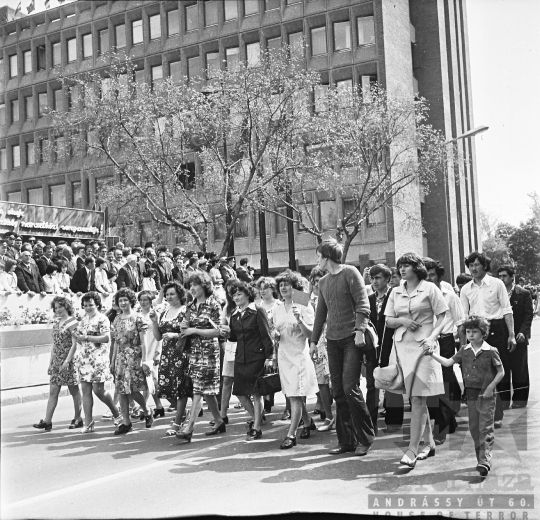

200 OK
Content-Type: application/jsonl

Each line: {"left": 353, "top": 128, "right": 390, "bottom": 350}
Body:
{"left": 2, "top": 318, "right": 540, "bottom": 519}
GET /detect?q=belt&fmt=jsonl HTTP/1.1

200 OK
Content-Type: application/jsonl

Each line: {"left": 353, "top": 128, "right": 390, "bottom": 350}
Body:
{"left": 489, "top": 318, "right": 505, "bottom": 324}
{"left": 439, "top": 333, "right": 454, "bottom": 339}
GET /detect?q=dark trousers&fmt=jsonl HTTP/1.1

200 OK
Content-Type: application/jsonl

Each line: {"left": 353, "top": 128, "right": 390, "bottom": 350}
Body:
{"left": 362, "top": 347, "right": 379, "bottom": 435}
{"left": 327, "top": 335, "right": 375, "bottom": 448}
{"left": 509, "top": 344, "right": 530, "bottom": 406}
{"left": 384, "top": 391, "right": 404, "bottom": 427}
{"left": 488, "top": 319, "right": 510, "bottom": 421}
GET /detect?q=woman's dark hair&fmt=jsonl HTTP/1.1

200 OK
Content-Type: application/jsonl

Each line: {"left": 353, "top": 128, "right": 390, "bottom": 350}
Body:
{"left": 187, "top": 271, "right": 213, "bottom": 297}
{"left": 57, "top": 259, "right": 68, "bottom": 270}
{"left": 309, "top": 267, "right": 327, "bottom": 282}
{"left": 5, "top": 258, "right": 17, "bottom": 271}
{"left": 95, "top": 258, "right": 107, "bottom": 268}
{"left": 464, "top": 251, "right": 491, "bottom": 272}
{"left": 423, "top": 257, "right": 445, "bottom": 280}
{"left": 316, "top": 239, "right": 343, "bottom": 264}
{"left": 45, "top": 264, "right": 58, "bottom": 275}
{"left": 224, "top": 279, "right": 241, "bottom": 316}
{"left": 396, "top": 253, "right": 428, "bottom": 281}
{"left": 162, "top": 281, "right": 187, "bottom": 304}
{"left": 114, "top": 288, "right": 137, "bottom": 308}
{"left": 256, "top": 276, "right": 279, "bottom": 299}
{"left": 144, "top": 267, "right": 157, "bottom": 278}
{"left": 461, "top": 314, "right": 490, "bottom": 338}
{"left": 81, "top": 291, "right": 103, "bottom": 311}
{"left": 138, "top": 290, "right": 156, "bottom": 304}
{"left": 230, "top": 281, "right": 255, "bottom": 302}
{"left": 51, "top": 295, "right": 74, "bottom": 315}
{"left": 275, "top": 269, "right": 305, "bottom": 292}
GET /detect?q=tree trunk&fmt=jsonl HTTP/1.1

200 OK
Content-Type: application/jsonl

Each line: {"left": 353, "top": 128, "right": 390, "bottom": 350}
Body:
{"left": 341, "top": 226, "right": 359, "bottom": 263}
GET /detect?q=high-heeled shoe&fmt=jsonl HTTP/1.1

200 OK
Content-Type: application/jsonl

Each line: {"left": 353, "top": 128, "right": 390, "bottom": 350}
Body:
{"left": 417, "top": 445, "right": 436, "bottom": 460}
{"left": 209, "top": 416, "right": 229, "bottom": 426}
{"left": 166, "top": 423, "right": 181, "bottom": 436}
{"left": 280, "top": 436, "right": 297, "bottom": 449}
{"left": 80, "top": 421, "right": 95, "bottom": 434}
{"left": 69, "top": 419, "right": 83, "bottom": 430}
{"left": 176, "top": 429, "right": 193, "bottom": 442}
{"left": 114, "top": 422, "right": 132, "bottom": 435}
{"left": 400, "top": 449, "right": 417, "bottom": 468}
{"left": 247, "top": 429, "right": 262, "bottom": 440}
{"left": 300, "top": 418, "right": 316, "bottom": 439}
{"left": 153, "top": 407, "right": 165, "bottom": 418}
{"left": 205, "top": 421, "right": 226, "bottom": 436}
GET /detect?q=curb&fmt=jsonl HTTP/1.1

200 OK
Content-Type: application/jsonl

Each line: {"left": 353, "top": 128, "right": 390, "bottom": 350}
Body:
{"left": 1, "top": 387, "right": 69, "bottom": 406}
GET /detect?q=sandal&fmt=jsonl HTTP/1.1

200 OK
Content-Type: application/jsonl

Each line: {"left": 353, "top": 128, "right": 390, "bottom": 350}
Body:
{"left": 417, "top": 445, "right": 436, "bottom": 460}
{"left": 165, "top": 423, "right": 181, "bottom": 436}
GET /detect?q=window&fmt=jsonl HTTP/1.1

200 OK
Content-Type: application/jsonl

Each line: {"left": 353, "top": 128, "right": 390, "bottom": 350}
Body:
{"left": 9, "top": 54, "right": 17, "bottom": 78}
{"left": 149, "top": 14, "right": 161, "bottom": 40}
{"left": 186, "top": 4, "right": 198, "bottom": 31}
{"left": 55, "top": 136, "right": 70, "bottom": 161}
{"left": 151, "top": 64, "right": 163, "bottom": 88}
{"left": 246, "top": 42, "right": 260, "bottom": 66}
{"left": 37, "top": 45, "right": 46, "bottom": 70}
{"left": 67, "top": 38, "right": 76, "bottom": 62}
{"left": 206, "top": 52, "right": 220, "bottom": 78}
{"left": 23, "top": 50, "right": 32, "bottom": 74}
{"left": 0, "top": 104, "right": 4, "bottom": 126}
{"left": 28, "top": 188, "right": 43, "bottom": 205}
{"left": 26, "top": 142, "right": 35, "bottom": 165}
{"left": 68, "top": 85, "right": 79, "bottom": 111}
{"left": 225, "top": 0, "right": 238, "bottom": 20}
{"left": 205, "top": 1, "right": 219, "bottom": 26}
{"left": 0, "top": 149, "right": 6, "bottom": 170}
{"left": 40, "top": 138, "right": 49, "bottom": 163}
{"left": 275, "top": 207, "right": 288, "bottom": 234}
{"left": 226, "top": 47, "right": 240, "bottom": 70}
{"left": 50, "top": 185, "right": 66, "bottom": 207}
{"left": 139, "top": 221, "right": 153, "bottom": 245}
{"left": 244, "top": 0, "right": 258, "bottom": 16}
{"left": 265, "top": 0, "right": 280, "bottom": 10}
{"left": 235, "top": 213, "right": 249, "bottom": 238}
{"left": 11, "top": 99, "right": 19, "bottom": 123}
{"left": 82, "top": 33, "right": 93, "bottom": 59}
{"left": 167, "top": 9, "right": 180, "bottom": 36}
{"left": 38, "top": 92, "right": 48, "bottom": 117}
{"left": 135, "top": 67, "right": 146, "bottom": 84}
{"left": 334, "top": 21, "right": 351, "bottom": 51}
{"left": 54, "top": 89, "right": 63, "bottom": 111}
{"left": 72, "top": 181, "right": 82, "bottom": 208}
{"left": 267, "top": 37, "right": 281, "bottom": 57}
{"left": 311, "top": 26, "right": 327, "bottom": 56}
{"left": 314, "top": 84, "right": 328, "bottom": 113}
{"left": 336, "top": 78, "right": 353, "bottom": 106}
{"left": 52, "top": 42, "right": 61, "bottom": 66}
{"left": 132, "top": 19, "right": 143, "bottom": 45}
{"left": 297, "top": 204, "right": 314, "bottom": 232}
{"left": 169, "top": 60, "right": 182, "bottom": 82}
{"left": 25, "top": 96, "right": 33, "bottom": 120}
{"left": 213, "top": 214, "right": 226, "bottom": 241}
{"left": 12, "top": 144, "right": 21, "bottom": 168}
{"left": 98, "top": 29, "right": 109, "bottom": 55}
{"left": 287, "top": 0, "right": 301, "bottom": 4}
{"left": 342, "top": 198, "right": 356, "bottom": 225}
{"left": 360, "top": 74, "right": 377, "bottom": 102}
{"left": 187, "top": 56, "right": 201, "bottom": 81}
{"left": 115, "top": 24, "right": 126, "bottom": 48}
{"left": 357, "top": 16, "right": 375, "bottom": 46}
{"left": 367, "top": 204, "right": 386, "bottom": 226}
{"left": 320, "top": 200, "right": 337, "bottom": 231}
{"left": 254, "top": 211, "right": 271, "bottom": 236}
{"left": 7, "top": 192, "right": 21, "bottom": 202}
{"left": 288, "top": 31, "right": 304, "bottom": 58}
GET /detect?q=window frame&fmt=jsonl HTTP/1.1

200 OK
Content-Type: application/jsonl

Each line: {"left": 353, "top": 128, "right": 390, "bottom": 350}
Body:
{"left": 24, "top": 96, "right": 33, "bottom": 121}
{"left": 9, "top": 54, "right": 18, "bottom": 78}
{"left": 23, "top": 50, "right": 32, "bottom": 75}
{"left": 186, "top": 4, "right": 199, "bottom": 32}
{"left": 132, "top": 19, "right": 144, "bottom": 45}
{"left": 52, "top": 42, "right": 61, "bottom": 66}
{"left": 246, "top": 41, "right": 261, "bottom": 67}
{"left": 357, "top": 15, "right": 376, "bottom": 47}
{"left": 12, "top": 144, "right": 21, "bottom": 169}
{"left": 38, "top": 92, "right": 48, "bottom": 117}
{"left": 67, "top": 37, "right": 77, "bottom": 63}
{"left": 310, "top": 26, "right": 327, "bottom": 56}
{"left": 204, "top": 1, "right": 219, "bottom": 27}
{"left": 49, "top": 184, "right": 66, "bottom": 208}
{"left": 244, "top": 0, "right": 259, "bottom": 16}
{"left": 98, "top": 28, "right": 109, "bottom": 55}
{"left": 149, "top": 13, "right": 161, "bottom": 40}
{"left": 333, "top": 20, "right": 351, "bottom": 52}
{"left": 224, "top": 0, "right": 239, "bottom": 21}
{"left": 167, "top": 9, "right": 180, "bottom": 37}
{"left": 26, "top": 142, "right": 35, "bottom": 166}
{"left": 115, "top": 24, "right": 126, "bottom": 49}
{"left": 225, "top": 46, "right": 240, "bottom": 70}
{"left": 82, "top": 33, "right": 93, "bottom": 59}
{"left": 11, "top": 99, "right": 19, "bottom": 123}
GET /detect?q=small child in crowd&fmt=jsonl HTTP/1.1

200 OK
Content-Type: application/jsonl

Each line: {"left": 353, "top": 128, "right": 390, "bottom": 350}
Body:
{"left": 425, "top": 315, "right": 504, "bottom": 477}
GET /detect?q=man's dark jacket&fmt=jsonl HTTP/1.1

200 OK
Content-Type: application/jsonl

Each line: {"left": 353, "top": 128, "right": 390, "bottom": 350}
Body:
{"left": 16, "top": 262, "right": 45, "bottom": 293}
{"left": 369, "top": 288, "right": 395, "bottom": 368}
{"left": 510, "top": 285, "right": 534, "bottom": 345}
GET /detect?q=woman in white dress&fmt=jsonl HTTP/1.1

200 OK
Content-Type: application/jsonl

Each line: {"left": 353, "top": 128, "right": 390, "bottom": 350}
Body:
{"left": 0, "top": 259, "right": 22, "bottom": 294}
{"left": 94, "top": 258, "right": 113, "bottom": 296}
{"left": 273, "top": 269, "right": 318, "bottom": 449}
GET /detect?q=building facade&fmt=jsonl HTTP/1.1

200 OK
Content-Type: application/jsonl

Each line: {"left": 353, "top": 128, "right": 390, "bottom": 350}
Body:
{"left": 0, "top": 0, "right": 480, "bottom": 280}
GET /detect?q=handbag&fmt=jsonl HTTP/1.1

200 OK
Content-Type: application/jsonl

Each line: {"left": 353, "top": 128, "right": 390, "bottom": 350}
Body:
{"left": 257, "top": 366, "right": 282, "bottom": 395}
{"left": 176, "top": 306, "right": 191, "bottom": 354}
{"left": 373, "top": 328, "right": 405, "bottom": 393}
{"left": 224, "top": 340, "right": 237, "bottom": 362}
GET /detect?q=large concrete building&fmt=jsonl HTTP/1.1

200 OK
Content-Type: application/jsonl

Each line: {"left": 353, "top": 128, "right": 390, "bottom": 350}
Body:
{"left": 0, "top": 0, "right": 480, "bottom": 279}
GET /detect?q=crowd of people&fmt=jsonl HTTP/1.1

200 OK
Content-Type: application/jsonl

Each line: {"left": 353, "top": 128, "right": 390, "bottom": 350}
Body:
{"left": 12, "top": 232, "right": 534, "bottom": 477}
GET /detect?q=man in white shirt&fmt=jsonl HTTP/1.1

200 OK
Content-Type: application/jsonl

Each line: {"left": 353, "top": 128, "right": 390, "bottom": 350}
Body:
{"left": 460, "top": 251, "right": 516, "bottom": 427}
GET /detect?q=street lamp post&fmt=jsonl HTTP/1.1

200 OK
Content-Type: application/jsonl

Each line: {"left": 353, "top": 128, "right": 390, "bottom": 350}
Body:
{"left": 445, "top": 125, "right": 489, "bottom": 145}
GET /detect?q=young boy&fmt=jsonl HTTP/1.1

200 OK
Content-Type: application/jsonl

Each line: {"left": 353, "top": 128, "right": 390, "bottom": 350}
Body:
{"left": 425, "top": 315, "right": 504, "bottom": 476}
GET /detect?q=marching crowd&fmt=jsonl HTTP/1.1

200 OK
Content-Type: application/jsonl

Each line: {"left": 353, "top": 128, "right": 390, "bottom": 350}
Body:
{"left": 8, "top": 232, "right": 535, "bottom": 477}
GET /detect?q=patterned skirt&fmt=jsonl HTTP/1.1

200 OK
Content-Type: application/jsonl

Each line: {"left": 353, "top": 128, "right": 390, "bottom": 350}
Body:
{"left": 188, "top": 338, "right": 220, "bottom": 395}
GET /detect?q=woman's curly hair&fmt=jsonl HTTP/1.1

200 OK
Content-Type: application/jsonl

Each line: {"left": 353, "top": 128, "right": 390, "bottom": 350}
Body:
{"left": 51, "top": 295, "right": 74, "bottom": 316}
{"left": 114, "top": 288, "right": 137, "bottom": 308}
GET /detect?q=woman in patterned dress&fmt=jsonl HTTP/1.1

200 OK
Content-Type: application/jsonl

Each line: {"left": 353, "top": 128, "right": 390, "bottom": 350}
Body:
{"left": 177, "top": 272, "right": 224, "bottom": 441}
{"left": 32, "top": 296, "right": 82, "bottom": 432}
{"left": 110, "top": 288, "right": 153, "bottom": 435}
{"left": 73, "top": 291, "right": 120, "bottom": 434}
{"left": 150, "top": 281, "right": 190, "bottom": 437}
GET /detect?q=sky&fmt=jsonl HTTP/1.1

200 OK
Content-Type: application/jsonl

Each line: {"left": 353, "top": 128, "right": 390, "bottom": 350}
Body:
{"left": 5, "top": 0, "right": 540, "bottom": 226}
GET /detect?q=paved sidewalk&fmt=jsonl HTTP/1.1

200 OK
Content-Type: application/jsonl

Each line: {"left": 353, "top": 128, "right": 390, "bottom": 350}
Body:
{"left": 1, "top": 385, "right": 68, "bottom": 406}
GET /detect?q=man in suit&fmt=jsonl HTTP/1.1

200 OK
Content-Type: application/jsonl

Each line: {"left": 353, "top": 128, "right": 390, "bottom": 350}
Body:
{"left": 15, "top": 250, "right": 46, "bottom": 295}
{"left": 117, "top": 254, "right": 142, "bottom": 292}
{"left": 37, "top": 245, "right": 55, "bottom": 277}
{"left": 236, "top": 258, "right": 254, "bottom": 283}
{"left": 368, "top": 264, "right": 399, "bottom": 432}
{"left": 153, "top": 250, "right": 173, "bottom": 290}
{"left": 498, "top": 265, "right": 534, "bottom": 409}
{"left": 70, "top": 257, "right": 96, "bottom": 295}
{"left": 219, "top": 256, "right": 237, "bottom": 284}
{"left": 97, "top": 245, "right": 112, "bottom": 273}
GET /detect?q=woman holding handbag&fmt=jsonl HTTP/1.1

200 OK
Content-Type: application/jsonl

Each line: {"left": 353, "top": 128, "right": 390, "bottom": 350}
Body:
{"left": 273, "top": 270, "right": 318, "bottom": 449}
{"left": 228, "top": 282, "right": 274, "bottom": 440}
{"left": 384, "top": 253, "right": 448, "bottom": 468}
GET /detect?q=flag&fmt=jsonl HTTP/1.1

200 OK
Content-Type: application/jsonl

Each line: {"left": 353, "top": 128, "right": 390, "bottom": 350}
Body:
{"left": 27, "top": 0, "right": 35, "bottom": 14}
{"left": 14, "top": 1, "right": 22, "bottom": 17}
{"left": 44, "top": 0, "right": 50, "bottom": 8}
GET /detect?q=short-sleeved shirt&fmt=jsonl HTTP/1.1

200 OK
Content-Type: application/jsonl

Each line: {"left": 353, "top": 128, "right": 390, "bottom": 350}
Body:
{"left": 460, "top": 274, "right": 512, "bottom": 320}
{"left": 452, "top": 342, "right": 502, "bottom": 391}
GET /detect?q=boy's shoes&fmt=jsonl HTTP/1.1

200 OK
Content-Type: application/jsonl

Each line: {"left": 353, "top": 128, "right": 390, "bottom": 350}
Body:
{"left": 494, "top": 420, "right": 503, "bottom": 429}
{"left": 476, "top": 464, "right": 490, "bottom": 477}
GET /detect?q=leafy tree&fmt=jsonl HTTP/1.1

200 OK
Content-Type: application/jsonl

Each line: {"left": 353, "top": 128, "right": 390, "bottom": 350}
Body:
{"left": 508, "top": 218, "right": 540, "bottom": 282}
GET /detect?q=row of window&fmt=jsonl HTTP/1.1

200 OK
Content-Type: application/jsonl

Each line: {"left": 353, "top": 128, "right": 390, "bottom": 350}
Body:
{"left": 4, "top": 181, "right": 82, "bottom": 208}
{"left": 6, "top": 14, "right": 374, "bottom": 78}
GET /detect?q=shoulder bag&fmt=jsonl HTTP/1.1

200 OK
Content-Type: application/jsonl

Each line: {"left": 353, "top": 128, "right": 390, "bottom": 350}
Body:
{"left": 373, "top": 325, "right": 405, "bottom": 393}
{"left": 257, "top": 364, "right": 282, "bottom": 395}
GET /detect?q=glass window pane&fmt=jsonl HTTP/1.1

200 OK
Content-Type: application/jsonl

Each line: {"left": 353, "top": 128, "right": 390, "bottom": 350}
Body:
{"left": 38, "top": 93, "right": 48, "bottom": 116}
{"left": 334, "top": 21, "right": 351, "bottom": 51}
{"left": 28, "top": 188, "right": 43, "bottom": 205}
{"left": 311, "top": 26, "right": 327, "bottom": 56}
{"left": 314, "top": 84, "right": 328, "bottom": 113}
{"left": 132, "top": 19, "right": 143, "bottom": 45}
{"left": 115, "top": 24, "right": 126, "bottom": 48}
{"left": 234, "top": 213, "right": 249, "bottom": 238}
{"left": 244, "top": 0, "right": 258, "bottom": 16}
{"left": 206, "top": 52, "right": 221, "bottom": 78}
{"left": 265, "top": 0, "right": 280, "bottom": 10}
{"left": 25, "top": 97, "right": 33, "bottom": 120}
{"left": 50, "top": 185, "right": 66, "bottom": 207}
{"left": 11, "top": 100, "right": 19, "bottom": 122}
{"left": 167, "top": 9, "right": 180, "bottom": 36}
{"left": 72, "top": 181, "right": 82, "bottom": 208}
{"left": 205, "top": 1, "right": 219, "bottom": 26}
{"left": 149, "top": 14, "right": 161, "bottom": 40}
{"left": 151, "top": 64, "right": 163, "bottom": 87}
{"left": 224, "top": 0, "right": 238, "bottom": 20}
{"left": 357, "top": 16, "right": 375, "bottom": 46}
{"left": 0, "top": 104, "right": 4, "bottom": 126}
{"left": 52, "top": 42, "right": 61, "bottom": 66}
{"left": 186, "top": 4, "right": 198, "bottom": 31}
{"left": 267, "top": 37, "right": 281, "bottom": 57}
{"left": 275, "top": 207, "right": 288, "bottom": 234}
{"left": 54, "top": 89, "right": 63, "bottom": 111}
{"left": 287, "top": 0, "right": 301, "bottom": 4}
{"left": 67, "top": 38, "right": 77, "bottom": 62}
{"left": 40, "top": 139, "right": 49, "bottom": 163}
{"left": 226, "top": 47, "right": 239, "bottom": 70}
{"left": 37, "top": 45, "right": 46, "bottom": 70}
{"left": 246, "top": 41, "right": 260, "bottom": 66}
{"left": 169, "top": 60, "right": 182, "bottom": 82}
{"left": 9, "top": 54, "right": 17, "bottom": 77}
{"left": 26, "top": 142, "right": 35, "bottom": 165}
{"left": 98, "top": 29, "right": 109, "bottom": 55}
{"left": 288, "top": 31, "right": 304, "bottom": 58}
{"left": 0, "top": 149, "right": 6, "bottom": 171}
{"left": 188, "top": 56, "right": 201, "bottom": 81}
{"left": 23, "top": 50, "right": 32, "bottom": 74}
{"left": 8, "top": 192, "right": 21, "bottom": 202}
{"left": 320, "top": 200, "right": 336, "bottom": 231}
{"left": 83, "top": 33, "right": 93, "bottom": 58}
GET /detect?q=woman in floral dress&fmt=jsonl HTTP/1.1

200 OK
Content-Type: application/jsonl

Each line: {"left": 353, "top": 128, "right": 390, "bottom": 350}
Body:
{"left": 33, "top": 296, "right": 82, "bottom": 432}
{"left": 73, "top": 291, "right": 120, "bottom": 434}
{"left": 111, "top": 288, "right": 153, "bottom": 435}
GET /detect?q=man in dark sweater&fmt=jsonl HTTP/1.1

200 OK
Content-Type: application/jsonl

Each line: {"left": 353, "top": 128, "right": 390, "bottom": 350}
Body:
{"left": 310, "top": 239, "right": 375, "bottom": 456}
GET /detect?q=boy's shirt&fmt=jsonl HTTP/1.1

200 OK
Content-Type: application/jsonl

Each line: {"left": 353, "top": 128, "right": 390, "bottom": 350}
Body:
{"left": 452, "top": 341, "right": 502, "bottom": 393}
